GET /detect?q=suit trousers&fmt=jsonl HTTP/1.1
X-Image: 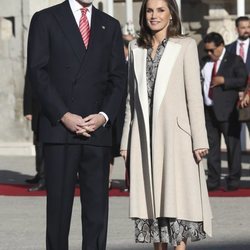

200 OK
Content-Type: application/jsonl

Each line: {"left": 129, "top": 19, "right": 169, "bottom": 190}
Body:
{"left": 44, "top": 144, "right": 111, "bottom": 250}
{"left": 34, "top": 133, "right": 45, "bottom": 180}
{"left": 205, "top": 106, "right": 242, "bottom": 188}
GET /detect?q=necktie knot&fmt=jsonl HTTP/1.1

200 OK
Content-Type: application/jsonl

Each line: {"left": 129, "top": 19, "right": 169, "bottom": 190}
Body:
{"left": 240, "top": 42, "right": 244, "bottom": 47}
{"left": 81, "top": 7, "right": 88, "bottom": 16}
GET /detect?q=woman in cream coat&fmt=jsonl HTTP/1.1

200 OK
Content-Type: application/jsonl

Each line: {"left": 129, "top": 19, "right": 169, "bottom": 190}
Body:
{"left": 120, "top": 0, "right": 212, "bottom": 249}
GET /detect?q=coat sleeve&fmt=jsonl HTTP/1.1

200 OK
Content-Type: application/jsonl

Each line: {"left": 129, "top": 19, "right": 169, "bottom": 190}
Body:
{"left": 120, "top": 42, "right": 134, "bottom": 151}
{"left": 183, "top": 39, "right": 209, "bottom": 150}
{"left": 27, "top": 12, "right": 68, "bottom": 125}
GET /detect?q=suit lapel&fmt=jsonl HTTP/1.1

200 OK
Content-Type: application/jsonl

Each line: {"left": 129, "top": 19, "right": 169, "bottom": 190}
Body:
{"left": 246, "top": 44, "right": 250, "bottom": 73}
{"left": 217, "top": 52, "right": 228, "bottom": 75}
{"left": 75, "top": 7, "right": 106, "bottom": 79}
{"left": 53, "top": 1, "right": 85, "bottom": 62}
{"left": 153, "top": 40, "right": 181, "bottom": 119}
{"left": 232, "top": 41, "right": 237, "bottom": 54}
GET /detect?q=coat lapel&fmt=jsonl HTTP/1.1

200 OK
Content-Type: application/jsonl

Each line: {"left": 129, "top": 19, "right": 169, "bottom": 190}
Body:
{"left": 133, "top": 47, "right": 148, "bottom": 119}
{"left": 53, "top": 1, "right": 86, "bottom": 62}
{"left": 132, "top": 47, "right": 151, "bottom": 147}
{"left": 153, "top": 40, "right": 181, "bottom": 119}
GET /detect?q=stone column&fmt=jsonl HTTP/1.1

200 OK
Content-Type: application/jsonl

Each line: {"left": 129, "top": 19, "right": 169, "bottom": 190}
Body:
{"left": 106, "top": 0, "right": 114, "bottom": 17}
{"left": 237, "top": 0, "right": 245, "bottom": 16}
{"left": 126, "top": 0, "right": 133, "bottom": 23}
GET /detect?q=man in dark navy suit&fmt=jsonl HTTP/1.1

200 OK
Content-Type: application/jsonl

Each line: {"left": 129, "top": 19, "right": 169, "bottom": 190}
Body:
{"left": 227, "top": 16, "right": 250, "bottom": 131}
{"left": 200, "top": 32, "right": 248, "bottom": 192}
{"left": 27, "top": 0, "right": 126, "bottom": 249}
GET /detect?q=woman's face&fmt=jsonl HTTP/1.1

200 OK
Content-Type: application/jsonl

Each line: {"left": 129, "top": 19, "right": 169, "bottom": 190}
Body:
{"left": 146, "top": 0, "right": 171, "bottom": 34}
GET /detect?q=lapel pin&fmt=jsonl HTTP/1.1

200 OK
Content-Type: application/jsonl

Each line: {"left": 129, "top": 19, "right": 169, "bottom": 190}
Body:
{"left": 102, "top": 26, "right": 106, "bottom": 30}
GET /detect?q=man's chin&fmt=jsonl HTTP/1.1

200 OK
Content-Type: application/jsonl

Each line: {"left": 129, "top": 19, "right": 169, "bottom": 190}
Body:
{"left": 238, "top": 35, "right": 249, "bottom": 41}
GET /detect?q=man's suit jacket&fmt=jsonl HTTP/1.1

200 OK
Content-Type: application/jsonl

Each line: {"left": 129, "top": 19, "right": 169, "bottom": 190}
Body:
{"left": 27, "top": 1, "right": 126, "bottom": 146}
{"left": 200, "top": 51, "right": 248, "bottom": 122}
{"left": 226, "top": 40, "right": 250, "bottom": 74}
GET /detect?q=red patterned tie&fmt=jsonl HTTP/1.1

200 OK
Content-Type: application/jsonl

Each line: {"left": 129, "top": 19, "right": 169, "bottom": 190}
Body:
{"left": 79, "top": 8, "right": 90, "bottom": 48}
{"left": 208, "top": 60, "right": 218, "bottom": 99}
{"left": 239, "top": 42, "right": 245, "bottom": 60}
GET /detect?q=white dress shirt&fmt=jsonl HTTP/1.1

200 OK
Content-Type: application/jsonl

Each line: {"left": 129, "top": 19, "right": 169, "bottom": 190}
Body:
{"left": 68, "top": 0, "right": 108, "bottom": 124}
{"left": 69, "top": 0, "right": 92, "bottom": 27}
{"left": 201, "top": 48, "right": 226, "bottom": 106}
{"left": 236, "top": 38, "right": 249, "bottom": 63}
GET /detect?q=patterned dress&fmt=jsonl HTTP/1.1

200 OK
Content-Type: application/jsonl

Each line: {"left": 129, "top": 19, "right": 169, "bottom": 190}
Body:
{"left": 134, "top": 39, "right": 206, "bottom": 245}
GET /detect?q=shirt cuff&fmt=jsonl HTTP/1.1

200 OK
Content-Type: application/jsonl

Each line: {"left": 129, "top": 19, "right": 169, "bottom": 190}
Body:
{"left": 99, "top": 112, "right": 109, "bottom": 127}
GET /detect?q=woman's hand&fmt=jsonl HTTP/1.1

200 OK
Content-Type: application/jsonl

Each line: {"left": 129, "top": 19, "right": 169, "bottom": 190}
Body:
{"left": 194, "top": 148, "right": 209, "bottom": 163}
{"left": 120, "top": 150, "right": 128, "bottom": 162}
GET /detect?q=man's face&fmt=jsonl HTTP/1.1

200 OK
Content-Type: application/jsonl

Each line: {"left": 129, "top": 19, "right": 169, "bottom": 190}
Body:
{"left": 237, "top": 20, "right": 250, "bottom": 40}
{"left": 204, "top": 42, "right": 224, "bottom": 61}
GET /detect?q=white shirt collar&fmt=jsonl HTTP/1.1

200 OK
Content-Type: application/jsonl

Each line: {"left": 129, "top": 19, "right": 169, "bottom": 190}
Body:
{"left": 218, "top": 47, "right": 226, "bottom": 61}
{"left": 237, "top": 37, "right": 249, "bottom": 46}
{"left": 69, "top": 0, "right": 93, "bottom": 15}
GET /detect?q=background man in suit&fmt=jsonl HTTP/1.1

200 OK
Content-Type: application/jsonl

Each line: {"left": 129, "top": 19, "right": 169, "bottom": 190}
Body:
{"left": 201, "top": 32, "right": 248, "bottom": 191}
{"left": 227, "top": 16, "right": 250, "bottom": 131}
{"left": 23, "top": 74, "right": 46, "bottom": 191}
{"left": 27, "top": 0, "right": 126, "bottom": 249}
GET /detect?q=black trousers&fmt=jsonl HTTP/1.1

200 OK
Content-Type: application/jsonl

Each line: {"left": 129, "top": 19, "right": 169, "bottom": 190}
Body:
{"left": 205, "top": 107, "right": 242, "bottom": 188}
{"left": 34, "top": 133, "right": 45, "bottom": 180}
{"left": 44, "top": 144, "right": 111, "bottom": 250}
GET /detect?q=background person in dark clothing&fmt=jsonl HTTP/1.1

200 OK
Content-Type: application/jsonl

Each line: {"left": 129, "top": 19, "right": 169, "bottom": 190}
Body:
{"left": 226, "top": 16, "right": 250, "bottom": 132}
{"left": 201, "top": 32, "right": 248, "bottom": 191}
{"left": 23, "top": 74, "right": 46, "bottom": 191}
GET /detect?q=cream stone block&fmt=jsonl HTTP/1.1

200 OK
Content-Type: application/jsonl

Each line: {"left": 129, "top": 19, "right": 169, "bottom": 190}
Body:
{"left": 0, "top": 18, "right": 12, "bottom": 40}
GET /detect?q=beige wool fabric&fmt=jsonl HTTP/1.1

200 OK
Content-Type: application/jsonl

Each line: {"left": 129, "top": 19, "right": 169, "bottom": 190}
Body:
{"left": 121, "top": 37, "right": 213, "bottom": 236}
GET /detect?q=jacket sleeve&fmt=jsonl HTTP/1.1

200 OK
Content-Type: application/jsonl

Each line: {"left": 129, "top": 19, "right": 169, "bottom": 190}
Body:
{"left": 183, "top": 39, "right": 209, "bottom": 150}
{"left": 27, "top": 12, "right": 68, "bottom": 125}
{"left": 101, "top": 20, "right": 127, "bottom": 125}
{"left": 224, "top": 56, "right": 248, "bottom": 90}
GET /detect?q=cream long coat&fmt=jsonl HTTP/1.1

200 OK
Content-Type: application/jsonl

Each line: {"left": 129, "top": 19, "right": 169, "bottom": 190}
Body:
{"left": 120, "top": 37, "right": 212, "bottom": 236}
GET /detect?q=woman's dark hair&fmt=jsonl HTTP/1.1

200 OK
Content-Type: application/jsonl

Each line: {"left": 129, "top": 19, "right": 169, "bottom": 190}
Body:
{"left": 203, "top": 32, "right": 225, "bottom": 47}
{"left": 137, "top": 0, "right": 182, "bottom": 48}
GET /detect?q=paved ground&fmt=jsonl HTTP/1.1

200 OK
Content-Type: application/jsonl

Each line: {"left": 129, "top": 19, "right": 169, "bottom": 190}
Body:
{"left": 0, "top": 155, "right": 250, "bottom": 250}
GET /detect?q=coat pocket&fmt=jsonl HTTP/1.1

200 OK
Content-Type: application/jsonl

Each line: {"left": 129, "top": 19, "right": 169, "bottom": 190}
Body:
{"left": 176, "top": 117, "right": 191, "bottom": 136}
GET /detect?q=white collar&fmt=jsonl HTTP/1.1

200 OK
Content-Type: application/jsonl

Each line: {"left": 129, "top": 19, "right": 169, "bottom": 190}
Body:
{"left": 69, "top": 0, "right": 93, "bottom": 14}
{"left": 237, "top": 37, "right": 249, "bottom": 45}
{"left": 218, "top": 47, "right": 226, "bottom": 61}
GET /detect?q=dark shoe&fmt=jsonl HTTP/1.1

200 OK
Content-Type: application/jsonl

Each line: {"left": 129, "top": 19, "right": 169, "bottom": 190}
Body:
{"left": 207, "top": 185, "right": 220, "bottom": 192}
{"left": 207, "top": 181, "right": 220, "bottom": 191}
{"left": 25, "top": 174, "right": 40, "bottom": 184}
{"left": 225, "top": 177, "right": 239, "bottom": 191}
{"left": 226, "top": 185, "right": 239, "bottom": 192}
{"left": 28, "top": 182, "right": 46, "bottom": 192}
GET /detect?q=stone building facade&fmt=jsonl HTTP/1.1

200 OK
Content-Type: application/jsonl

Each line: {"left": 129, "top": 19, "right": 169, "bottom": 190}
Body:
{"left": 0, "top": 0, "right": 249, "bottom": 154}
